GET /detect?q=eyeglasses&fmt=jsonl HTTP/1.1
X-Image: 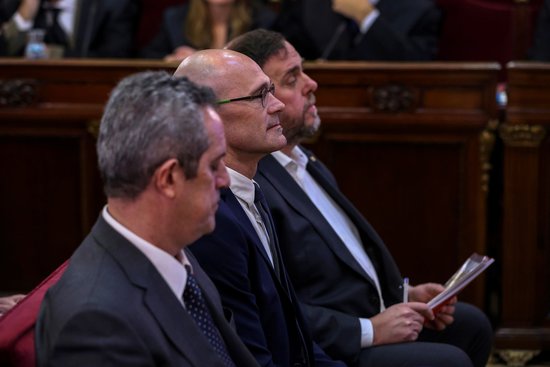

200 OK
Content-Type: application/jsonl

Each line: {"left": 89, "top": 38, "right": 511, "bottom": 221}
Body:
{"left": 217, "top": 83, "right": 275, "bottom": 108}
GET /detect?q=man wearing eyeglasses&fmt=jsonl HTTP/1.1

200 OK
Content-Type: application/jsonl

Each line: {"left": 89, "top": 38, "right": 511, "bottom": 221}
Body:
{"left": 174, "top": 50, "right": 345, "bottom": 367}
{"left": 226, "top": 29, "right": 493, "bottom": 367}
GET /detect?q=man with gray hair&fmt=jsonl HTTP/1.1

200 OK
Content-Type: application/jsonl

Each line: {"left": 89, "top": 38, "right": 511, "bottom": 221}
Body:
{"left": 35, "top": 71, "right": 259, "bottom": 367}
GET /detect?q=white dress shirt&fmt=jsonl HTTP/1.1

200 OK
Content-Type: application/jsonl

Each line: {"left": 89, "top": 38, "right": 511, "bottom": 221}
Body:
{"left": 271, "top": 147, "right": 386, "bottom": 347}
{"left": 55, "top": 0, "right": 77, "bottom": 40}
{"left": 102, "top": 206, "right": 192, "bottom": 307}
{"left": 226, "top": 167, "right": 275, "bottom": 267}
{"left": 359, "top": 0, "right": 380, "bottom": 34}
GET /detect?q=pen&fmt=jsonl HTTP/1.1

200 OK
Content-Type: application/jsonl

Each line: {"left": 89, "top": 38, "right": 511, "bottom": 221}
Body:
{"left": 403, "top": 277, "right": 409, "bottom": 303}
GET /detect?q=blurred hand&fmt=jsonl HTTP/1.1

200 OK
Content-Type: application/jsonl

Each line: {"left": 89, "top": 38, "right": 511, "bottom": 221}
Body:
{"left": 371, "top": 302, "right": 434, "bottom": 345}
{"left": 332, "top": 0, "right": 374, "bottom": 25}
{"left": 18, "top": 0, "right": 40, "bottom": 21}
{"left": 0, "top": 294, "right": 26, "bottom": 316}
{"left": 408, "top": 282, "right": 445, "bottom": 302}
{"left": 164, "top": 46, "right": 197, "bottom": 62}
{"left": 409, "top": 282, "right": 457, "bottom": 330}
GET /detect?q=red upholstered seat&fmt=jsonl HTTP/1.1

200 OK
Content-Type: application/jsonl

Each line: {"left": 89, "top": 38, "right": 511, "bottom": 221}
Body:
{"left": 0, "top": 261, "right": 68, "bottom": 367}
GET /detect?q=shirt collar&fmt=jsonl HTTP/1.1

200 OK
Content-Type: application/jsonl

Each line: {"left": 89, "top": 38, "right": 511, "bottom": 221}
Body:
{"left": 227, "top": 167, "right": 256, "bottom": 207}
{"left": 272, "top": 146, "right": 309, "bottom": 170}
{"left": 102, "top": 206, "right": 191, "bottom": 301}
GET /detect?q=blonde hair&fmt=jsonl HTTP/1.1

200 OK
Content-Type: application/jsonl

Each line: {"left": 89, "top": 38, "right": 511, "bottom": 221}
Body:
{"left": 185, "top": 0, "right": 253, "bottom": 50}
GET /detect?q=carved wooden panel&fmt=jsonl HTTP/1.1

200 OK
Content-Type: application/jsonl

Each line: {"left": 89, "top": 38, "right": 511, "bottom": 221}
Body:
{"left": 496, "top": 61, "right": 550, "bottom": 351}
{"left": 0, "top": 59, "right": 171, "bottom": 292}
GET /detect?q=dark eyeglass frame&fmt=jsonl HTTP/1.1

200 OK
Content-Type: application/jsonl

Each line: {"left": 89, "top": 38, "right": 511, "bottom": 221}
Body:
{"left": 217, "top": 83, "right": 275, "bottom": 108}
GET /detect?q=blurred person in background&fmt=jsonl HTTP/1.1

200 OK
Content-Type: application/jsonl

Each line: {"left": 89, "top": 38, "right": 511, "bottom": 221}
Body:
{"left": 274, "top": 0, "right": 441, "bottom": 61}
{"left": 0, "top": 0, "right": 139, "bottom": 57}
{"left": 529, "top": 0, "right": 550, "bottom": 61}
{"left": 140, "top": 0, "right": 275, "bottom": 62}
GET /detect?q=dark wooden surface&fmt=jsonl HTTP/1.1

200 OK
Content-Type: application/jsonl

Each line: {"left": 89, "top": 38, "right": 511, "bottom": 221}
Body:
{"left": 0, "top": 59, "right": 173, "bottom": 292}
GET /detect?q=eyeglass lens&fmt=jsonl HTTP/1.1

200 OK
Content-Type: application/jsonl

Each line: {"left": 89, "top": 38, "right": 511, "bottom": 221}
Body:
{"left": 262, "top": 84, "right": 275, "bottom": 107}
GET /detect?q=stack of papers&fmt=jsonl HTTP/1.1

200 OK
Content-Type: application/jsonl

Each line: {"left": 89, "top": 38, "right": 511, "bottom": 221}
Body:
{"left": 427, "top": 253, "right": 494, "bottom": 311}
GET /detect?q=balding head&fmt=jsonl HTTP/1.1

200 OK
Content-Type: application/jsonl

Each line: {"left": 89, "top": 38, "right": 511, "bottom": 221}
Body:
{"left": 174, "top": 49, "right": 262, "bottom": 101}
{"left": 173, "top": 49, "right": 287, "bottom": 178}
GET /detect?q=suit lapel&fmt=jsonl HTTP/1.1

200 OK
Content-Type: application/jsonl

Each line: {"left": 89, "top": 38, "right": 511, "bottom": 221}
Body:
{"left": 220, "top": 188, "right": 295, "bottom": 299}
{"left": 221, "top": 188, "right": 277, "bottom": 273}
{"left": 221, "top": 188, "right": 312, "bottom": 366}
{"left": 91, "top": 217, "right": 224, "bottom": 367}
{"left": 304, "top": 151, "right": 391, "bottom": 276}
{"left": 258, "top": 153, "right": 380, "bottom": 286}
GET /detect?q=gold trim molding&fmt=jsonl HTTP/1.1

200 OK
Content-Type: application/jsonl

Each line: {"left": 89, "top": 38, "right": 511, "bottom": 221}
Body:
{"left": 86, "top": 120, "right": 100, "bottom": 138}
{"left": 496, "top": 349, "right": 540, "bottom": 366}
{"left": 499, "top": 124, "right": 546, "bottom": 147}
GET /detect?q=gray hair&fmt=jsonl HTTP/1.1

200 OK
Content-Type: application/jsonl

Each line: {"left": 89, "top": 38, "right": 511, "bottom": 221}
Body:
{"left": 97, "top": 71, "right": 216, "bottom": 199}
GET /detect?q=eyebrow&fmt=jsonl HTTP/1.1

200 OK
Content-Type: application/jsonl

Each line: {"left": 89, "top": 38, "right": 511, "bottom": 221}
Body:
{"left": 284, "top": 65, "right": 301, "bottom": 79}
{"left": 251, "top": 80, "right": 271, "bottom": 95}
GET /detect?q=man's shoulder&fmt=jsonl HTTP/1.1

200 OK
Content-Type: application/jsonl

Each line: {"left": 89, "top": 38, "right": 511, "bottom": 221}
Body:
{"left": 195, "top": 193, "right": 250, "bottom": 246}
{"left": 49, "top": 239, "right": 130, "bottom": 305}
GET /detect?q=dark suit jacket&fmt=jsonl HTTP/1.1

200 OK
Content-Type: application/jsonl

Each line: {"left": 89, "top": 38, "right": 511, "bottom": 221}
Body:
{"left": 69, "top": 0, "right": 139, "bottom": 57}
{"left": 255, "top": 150, "right": 404, "bottom": 365}
{"left": 5, "top": 0, "right": 138, "bottom": 57}
{"left": 190, "top": 187, "right": 344, "bottom": 367}
{"left": 140, "top": 2, "right": 275, "bottom": 59}
{"left": 35, "top": 215, "right": 259, "bottom": 367}
{"left": 275, "top": 0, "right": 441, "bottom": 60}
{"left": 0, "top": 0, "right": 26, "bottom": 55}
{"left": 530, "top": 0, "right": 550, "bottom": 61}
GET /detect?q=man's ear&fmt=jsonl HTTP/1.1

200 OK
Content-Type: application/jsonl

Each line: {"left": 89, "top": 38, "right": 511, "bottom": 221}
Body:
{"left": 153, "top": 158, "right": 181, "bottom": 199}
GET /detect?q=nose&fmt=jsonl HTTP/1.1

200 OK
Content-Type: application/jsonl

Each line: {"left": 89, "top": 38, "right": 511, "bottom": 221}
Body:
{"left": 266, "top": 93, "right": 285, "bottom": 114}
{"left": 217, "top": 163, "right": 230, "bottom": 189}
{"left": 303, "top": 72, "right": 318, "bottom": 94}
